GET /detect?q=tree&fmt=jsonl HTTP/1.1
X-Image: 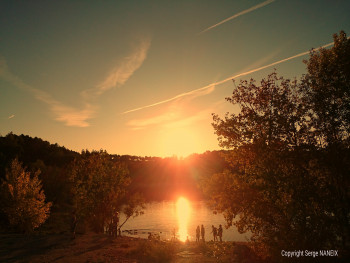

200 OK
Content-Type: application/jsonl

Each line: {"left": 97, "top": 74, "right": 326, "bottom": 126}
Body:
{"left": 303, "top": 30, "right": 350, "bottom": 147}
{"left": 210, "top": 73, "right": 318, "bottom": 259}
{"left": 207, "top": 32, "right": 350, "bottom": 261}
{"left": 118, "top": 192, "right": 145, "bottom": 234}
{"left": 212, "top": 72, "right": 312, "bottom": 150}
{"left": 302, "top": 31, "right": 350, "bottom": 251}
{"left": 69, "top": 150, "right": 143, "bottom": 235}
{"left": 0, "top": 158, "right": 51, "bottom": 233}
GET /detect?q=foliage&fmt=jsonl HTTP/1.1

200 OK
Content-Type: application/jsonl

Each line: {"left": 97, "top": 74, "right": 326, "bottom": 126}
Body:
{"left": 208, "top": 31, "right": 350, "bottom": 261}
{"left": 302, "top": 30, "right": 350, "bottom": 147}
{"left": 69, "top": 150, "right": 142, "bottom": 233}
{"left": 0, "top": 133, "right": 78, "bottom": 206}
{"left": 118, "top": 192, "right": 145, "bottom": 232}
{"left": 212, "top": 72, "right": 311, "bottom": 149}
{"left": 200, "top": 242, "right": 261, "bottom": 263}
{"left": 302, "top": 30, "right": 350, "bottom": 253}
{"left": 0, "top": 158, "right": 52, "bottom": 233}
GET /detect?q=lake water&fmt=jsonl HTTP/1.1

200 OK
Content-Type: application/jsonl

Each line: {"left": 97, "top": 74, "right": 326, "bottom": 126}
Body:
{"left": 120, "top": 199, "right": 250, "bottom": 242}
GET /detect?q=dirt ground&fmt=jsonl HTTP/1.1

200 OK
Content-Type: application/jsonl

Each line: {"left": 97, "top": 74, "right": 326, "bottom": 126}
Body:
{"left": 0, "top": 232, "right": 230, "bottom": 263}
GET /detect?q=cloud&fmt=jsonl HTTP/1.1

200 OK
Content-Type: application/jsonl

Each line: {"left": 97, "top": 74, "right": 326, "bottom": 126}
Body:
{"left": 127, "top": 111, "right": 180, "bottom": 130}
{"left": 0, "top": 59, "right": 95, "bottom": 127}
{"left": 122, "top": 84, "right": 215, "bottom": 114}
{"left": 163, "top": 108, "right": 212, "bottom": 129}
{"left": 126, "top": 97, "right": 226, "bottom": 131}
{"left": 123, "top": 39, "right": 339, "bottom": 115}
{"left": 0, "top": 39, "right": 151, "bottom": 127}
{"left": 8, "top": 114, "right": 15, "bottom": 119}
{"left": 127, "top": 104, "right": 210, "bottom": 131}
{"left": 198, "top": 0, "right": 276, "bottom": 35}
{"left": 82, "top": 38, "right": 151, "bottom": 99}
{"left": 51, "top": 103, "right": 96, "bottom": 128}
{"left": 238, "top": 49, "right": 281, "bottom": 74}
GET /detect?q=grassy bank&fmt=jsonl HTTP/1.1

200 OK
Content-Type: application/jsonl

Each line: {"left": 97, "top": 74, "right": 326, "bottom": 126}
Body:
{"left": 0, "top": 232, "right": 262, "bottom": 263}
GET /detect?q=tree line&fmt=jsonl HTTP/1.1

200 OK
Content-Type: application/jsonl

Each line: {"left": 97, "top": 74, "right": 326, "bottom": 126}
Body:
{"left": 0, "top": 133, "right": 226, "bottom": 234}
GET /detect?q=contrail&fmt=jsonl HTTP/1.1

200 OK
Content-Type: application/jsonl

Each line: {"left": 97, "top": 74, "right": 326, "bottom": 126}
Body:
{"left": 123, "top": 84, "right": 215, "bottom": 114}
{"left": 198, "top": 0, "right": 276, "bottom": 35}
{"left": 122, "top": 40, "right": 338, "bottom": 115}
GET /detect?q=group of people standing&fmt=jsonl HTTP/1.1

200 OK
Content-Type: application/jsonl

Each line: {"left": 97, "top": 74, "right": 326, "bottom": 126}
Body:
{"left": 211, "top": 224, "right": 223, "bottom": 242}
{"left": 195, "top": 224, "right": 223, "bottom": 242}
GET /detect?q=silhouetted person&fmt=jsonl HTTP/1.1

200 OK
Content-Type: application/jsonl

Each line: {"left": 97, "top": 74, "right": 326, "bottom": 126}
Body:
{"left": 201, "top": 224, "right": 205, "bottom": 241}
{"left": 211, "top": 225, "right": 217, "bottom": 241}
{"left": 218, "top": 224, "right": 223, "bottom": 242}
{"left": 196, "top": 225, "right": 200, "bottom": 242}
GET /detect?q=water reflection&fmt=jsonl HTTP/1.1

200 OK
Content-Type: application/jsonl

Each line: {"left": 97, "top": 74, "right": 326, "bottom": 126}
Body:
{"left": 120, "top": 201, "right": 250, "bottom": 242}
{"left": 176, "top": 197, "right": 191, "bottom": 241}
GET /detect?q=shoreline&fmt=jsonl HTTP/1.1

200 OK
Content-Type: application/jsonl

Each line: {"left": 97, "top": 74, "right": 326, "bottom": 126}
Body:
{"left": 0, "top": 232, "right": 258, "bottom": 263}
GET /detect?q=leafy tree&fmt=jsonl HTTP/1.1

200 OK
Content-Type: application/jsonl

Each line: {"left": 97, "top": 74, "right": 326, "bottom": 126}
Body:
{"left": 212, "top": 72, "right": 311, "bottom": 149}
{"left": 302, "top": 30, "right": 350, "bottom": 147}
{"left": 302, "top": 30, "right": 350, "bottom": 251}
{"left": 69, "top": 150, "right": 142, "bottom": 234}
{"left": 210, "top": 73, "right": 315, "bottom": 259}
{"left": 207, "top": 32, "right": 350, "bottom": 261}
{"left": 0, "top": 158, "right": 52, "bottom": 233}
{"left": 118, "top": 192, "right": 145, "bottom": 233}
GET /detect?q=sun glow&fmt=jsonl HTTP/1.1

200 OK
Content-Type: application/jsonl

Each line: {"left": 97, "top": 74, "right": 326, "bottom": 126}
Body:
{"left": 176, "top": 197, "right": 191, "bottom": 242}
{"left": 160, "top": 127, "right": 200, "bottom": 158}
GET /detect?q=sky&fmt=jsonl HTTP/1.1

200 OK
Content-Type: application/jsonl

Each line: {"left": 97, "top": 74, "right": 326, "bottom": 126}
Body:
{"left": 1, "top": 0, "right": 350, "bottom": 157}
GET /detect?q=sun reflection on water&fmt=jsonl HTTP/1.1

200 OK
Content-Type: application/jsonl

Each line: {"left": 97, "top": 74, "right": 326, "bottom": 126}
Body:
{"left": 176, "top": 197, "right": 191, "bottom": 241}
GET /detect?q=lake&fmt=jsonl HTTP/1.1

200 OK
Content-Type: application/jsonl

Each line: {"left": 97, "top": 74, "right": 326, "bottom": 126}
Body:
{"left": 119, "top": 198, "right": 250, "bottom": 242}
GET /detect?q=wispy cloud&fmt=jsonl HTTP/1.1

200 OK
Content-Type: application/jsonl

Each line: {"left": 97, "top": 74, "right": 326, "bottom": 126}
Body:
{"left": 82, "top": 38, "right": 151, "bottom": 99}
{"left": 127, "top": 111, "right": 180, "bottom": 130}
{"left": 163, "top": 108, "right": 213, "bottom": 129}
{"left": 122, "top": 84, "right": 215, "bottom": 114}
{"left": 8, "top": 114, "right": 15, "bottom": 119}
{"left": 199, "top": 0, "right": 276, "bottom": 35}
{"left": 123, "top": 39, "right": 338, "bottom": 114}
{"left": 0, "top": 62, "right": 96, "bottom": 127}
{"left": 126, "top": 101, "right": 214, "bottom": 131}
{"left": 0, "top": 39, "right": 151, "bottom": 127}
{"left": 0, "top": 58, "right": 96, "bottom": 127}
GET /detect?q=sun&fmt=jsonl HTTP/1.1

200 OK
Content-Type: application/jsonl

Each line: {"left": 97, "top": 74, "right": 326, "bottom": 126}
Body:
{"left": 159, "top": 127, "right": 200, "bottom": 158}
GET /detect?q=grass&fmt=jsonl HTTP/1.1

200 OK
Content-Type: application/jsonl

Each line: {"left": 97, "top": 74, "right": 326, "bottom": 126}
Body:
{"left": 129, "top": 239, "right": 177, "bottom": 262}
{"left": 0, "top": 231, "right": 264, "bottom": 263}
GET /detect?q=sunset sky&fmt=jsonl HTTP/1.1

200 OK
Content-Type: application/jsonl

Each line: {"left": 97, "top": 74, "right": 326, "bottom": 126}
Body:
{"left": 1, "top": 0, "right": 350, "bottom": 157}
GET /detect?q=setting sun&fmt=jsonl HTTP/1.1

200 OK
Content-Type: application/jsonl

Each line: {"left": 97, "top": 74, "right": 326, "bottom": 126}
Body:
{"left": 176, "top": 197, "right": 191, "bottom": 242}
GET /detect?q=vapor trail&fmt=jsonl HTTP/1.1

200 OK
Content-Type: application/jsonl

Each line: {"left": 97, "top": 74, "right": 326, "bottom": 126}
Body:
{"left": 198, "top": 0, "right": 276, "bottom": 35}
{"left": 122, "top": 40, "right": 337, "bottom": 115}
